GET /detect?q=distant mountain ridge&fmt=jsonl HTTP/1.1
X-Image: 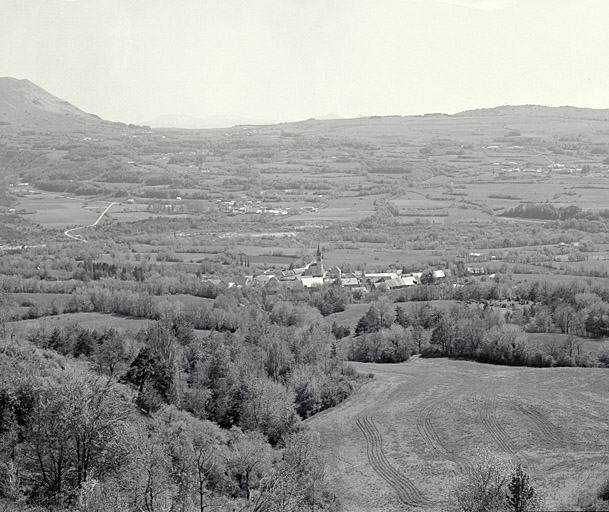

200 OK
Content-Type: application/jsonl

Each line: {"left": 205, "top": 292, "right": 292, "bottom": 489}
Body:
{"left": 145, "top": 113, "right": 346, "bottom": 129}
{"left": 0, "top": 77, "right": 110, "bottom": 130}
{"left": 143, "top": 113, "right": 275, "bottom": 129}
{"left": 310, "top": 113, "right": 345, "bottom": 121}
{"left": 455, "top": 104, "right": 609, "bottom": 120}
{"left": 2, "top": 77, "right": 609, "bottom": 131}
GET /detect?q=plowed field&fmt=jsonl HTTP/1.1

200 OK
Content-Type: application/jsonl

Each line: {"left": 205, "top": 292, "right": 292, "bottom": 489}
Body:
{"left": 310, "top": 358, "right": 609, "bottom": 511}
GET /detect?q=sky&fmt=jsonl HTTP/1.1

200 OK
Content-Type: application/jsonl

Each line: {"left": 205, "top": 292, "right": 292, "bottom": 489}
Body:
{"left": 1, "top": 0, "right": 609, "bottom": 124}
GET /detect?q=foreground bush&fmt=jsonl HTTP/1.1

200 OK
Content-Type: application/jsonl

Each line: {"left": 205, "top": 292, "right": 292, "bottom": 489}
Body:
{"left": 454, "top": 451, "right": 543, "bottom": 512}
{"left": 581, "top": 476, "right": 609, "bottom": 511}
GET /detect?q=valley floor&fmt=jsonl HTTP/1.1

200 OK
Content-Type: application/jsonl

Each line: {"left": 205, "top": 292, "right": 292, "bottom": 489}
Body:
{"left": 310, "top": 358, "right": 609, "bottom": 512}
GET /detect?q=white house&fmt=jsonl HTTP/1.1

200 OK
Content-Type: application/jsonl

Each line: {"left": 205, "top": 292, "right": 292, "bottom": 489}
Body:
{"left": 298, "top": 276, "right": 324, "bottom": 288}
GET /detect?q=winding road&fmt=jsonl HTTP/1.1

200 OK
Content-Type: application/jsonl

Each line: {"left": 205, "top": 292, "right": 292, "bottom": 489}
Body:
{"left": 64, "top": 202, "right": 116, "bottom": 242}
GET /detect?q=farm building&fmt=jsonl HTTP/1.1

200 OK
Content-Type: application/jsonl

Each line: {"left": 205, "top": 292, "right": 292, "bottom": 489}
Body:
{"left": 377, "top": 276, "right": 417, "bottom": 290}
{"left": 298, "top": 276, "right": 324, "bottom": 288}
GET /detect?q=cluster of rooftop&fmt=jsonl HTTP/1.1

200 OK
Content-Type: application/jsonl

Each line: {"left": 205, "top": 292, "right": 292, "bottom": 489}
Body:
{"left": 201, "top": 245, "right": 451, "bottom": 293}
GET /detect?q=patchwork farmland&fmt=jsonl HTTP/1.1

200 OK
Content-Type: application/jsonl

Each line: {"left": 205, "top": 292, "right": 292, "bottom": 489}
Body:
{"left": 3, "top": 78, "right": 609, "bottom": 510}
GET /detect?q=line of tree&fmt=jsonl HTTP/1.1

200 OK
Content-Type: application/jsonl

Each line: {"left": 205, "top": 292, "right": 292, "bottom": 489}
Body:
{"left": 348, "top": 299, "right": 609, "bottom": 367}
{"left": 501, "top": 203, "right": 583, "bottom": 221}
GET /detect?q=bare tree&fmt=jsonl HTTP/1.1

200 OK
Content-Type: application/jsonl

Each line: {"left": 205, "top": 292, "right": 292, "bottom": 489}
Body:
{"left": 121, "top": 421, "right": 176, "bottom": 512}
{"left": 454, "top": 450, "right": 509, "bottom": 512}
{"left": 18, "top": 368, "right": 129, "bottom": 505}
{"left": 225, "top": 429, "right": 273, "bottom": 502}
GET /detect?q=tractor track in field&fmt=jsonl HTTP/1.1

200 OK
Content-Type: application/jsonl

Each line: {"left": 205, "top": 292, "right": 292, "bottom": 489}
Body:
{"left": 415, "top": 400, "right": 464, "bottom": 466}
{"left": 508, "top": 400, "right": 565, "bottom": 444}
{"left": 571, "top": 392, "right": 609, "bottom": 427}
{"left": 479, "top": 395, "right": 519, "bottom": 456}
{"left": 310, "top": 359, "right": 609, "bottom": 512}
{"left": 356, "top": 413, "right": 428, "bottom": 507}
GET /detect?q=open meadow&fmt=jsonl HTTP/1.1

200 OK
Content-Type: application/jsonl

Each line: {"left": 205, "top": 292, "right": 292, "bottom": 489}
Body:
{"left": 17, "top": 193, "right": 101, "bottom": 229}
{"left": 310, "top": 358, "right": 609, "bottom": 512}
{"left": 8, "top": 311, "right": 154, "bottom": 334}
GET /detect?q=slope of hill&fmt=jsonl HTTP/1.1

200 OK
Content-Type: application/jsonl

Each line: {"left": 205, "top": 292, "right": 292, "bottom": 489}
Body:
{"left": 456, "top": 104, "right": 609, "bottom": 120}
{"left": 0, "top": 77, "right": 108, "bottom": 130}
{"left": 310, "top": 358, "right": 609, "bottom": 512}
{"left": 250, "top": 104, "right": 609, "bottom": 141}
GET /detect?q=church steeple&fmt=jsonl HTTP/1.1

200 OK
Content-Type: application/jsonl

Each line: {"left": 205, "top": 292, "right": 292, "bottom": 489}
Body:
{"left": 316, "top": 243, "right": 324, "bottom": 277}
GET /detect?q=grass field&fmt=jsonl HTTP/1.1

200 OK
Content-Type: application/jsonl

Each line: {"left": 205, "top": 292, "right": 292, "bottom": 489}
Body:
{"left": 4, "top": 292, "right": 73, "bottom": 320}
{"left": 511, "top": 273, "right": 609, "bottom": 286}
{"left": 165, "top": 294, "right": 215, "bottom": 307}
{"left": 8, "top": 292, "right": 72, "bottom": 308}
{"left": 14, "top": 189, "right": 121, "bottom": 229}
{"left": 323, "top": 248, "right": 440, "bottom": 269}
{"left": 18, "top": 194, "right": 101, "bottom": 228}
{"left": 289, "top": 195, "right": 380, "bottom": 223}
{"left": 9, "top": 312, "right": 153, "bottom": 333}
{"left": 310, "top": 358, "right": 609, "bottom": 512}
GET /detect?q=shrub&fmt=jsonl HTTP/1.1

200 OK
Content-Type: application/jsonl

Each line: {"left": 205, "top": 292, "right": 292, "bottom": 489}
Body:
{"left": 454, "top": 455, "right": 543, "bottom": 512}
{"left": 598, "top": 350, "right": 609, "bottom": 368}
{"left": 454, "top": 450, "right": 509, "bottom": 512}
{"left": 599, "top": 477, "right": 609, "bottom": 502}
{"left": 528, "top": 352, "right": 554, "bottom": 368}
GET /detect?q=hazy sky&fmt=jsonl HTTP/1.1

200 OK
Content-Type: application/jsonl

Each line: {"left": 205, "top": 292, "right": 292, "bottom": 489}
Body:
{"left": 2, "top": 0, "right": 609, "bottom": 123}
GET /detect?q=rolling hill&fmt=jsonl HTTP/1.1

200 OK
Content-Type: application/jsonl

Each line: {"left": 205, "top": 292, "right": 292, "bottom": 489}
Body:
{"left": 0, "top": 77, "right": 110, "bottom": 131}
{"left": 456, "top": 104, "right": 609, "bottom": 121}
{"left": 310, "top": 358, "right": 609, "bottom": 512}
{"left": 253, "top": 103, "right": 609, "bottom": 141}
{"left": 3, "top": 77, "right": 609, "bottom": 137}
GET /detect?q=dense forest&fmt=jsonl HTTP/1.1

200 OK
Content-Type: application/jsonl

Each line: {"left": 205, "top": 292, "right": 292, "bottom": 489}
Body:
{"left": 0, "top": 282, "right": 361, "bottom": 510}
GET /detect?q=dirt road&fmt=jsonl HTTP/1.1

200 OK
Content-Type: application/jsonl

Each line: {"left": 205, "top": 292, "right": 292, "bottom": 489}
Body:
{"left": 64, "top": 202, "right": 116, "bottom": 242}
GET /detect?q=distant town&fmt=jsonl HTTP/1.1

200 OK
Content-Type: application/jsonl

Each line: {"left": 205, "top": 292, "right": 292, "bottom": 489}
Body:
{"left": 200, "top": 244, "right": 474, "bottom": 292}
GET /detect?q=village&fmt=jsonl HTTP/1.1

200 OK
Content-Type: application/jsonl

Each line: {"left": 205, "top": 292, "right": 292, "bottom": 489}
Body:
{"left": 198, "top": 244, "right": 480, "bottom": 293}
